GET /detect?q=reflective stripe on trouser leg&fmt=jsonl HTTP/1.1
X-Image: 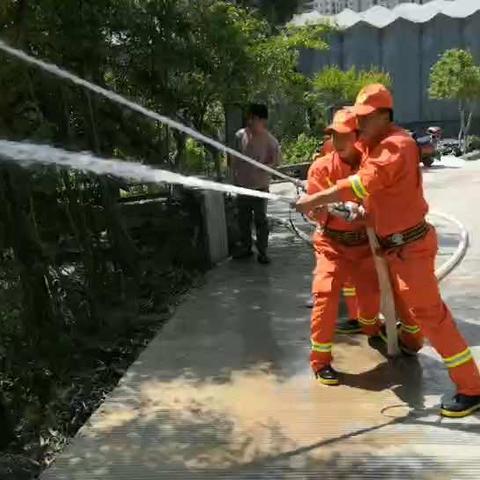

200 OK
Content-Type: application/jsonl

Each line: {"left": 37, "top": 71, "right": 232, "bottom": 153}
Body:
{"left": 442, "top": 347, "right": 480, "bottom": 396}
{"left": 342, "top": 285, "right": 358, "bottom": 320}
{"left": 387, "top": 234, "right": 480, "bottom": 395}
{"left": 310, "top": 289, "right": 339, "bottom": 372}
{"left": 400, "top": 322, "right": 421, "bottom": 335}
{"left": 358, "top": 315, "right": 380, "bottom": 336}
{"left": 443, "top": 348, "right": 473, "bottom": 369}
{"left": 311, "top": 341, "right": 332, "bottom": 354}
{"left": 394, "top": 293, "right": 424, "bottom": 352}
{"left": 342, "top": 287, "right": 356, "bottom": 297}
{"left": 350, "top": 258, "right": 380, "bottom": 337}
{"left": 397, "top": 320, "right": 423, "bottom": 352}
{"left": 404, "top": 300, "right": 480, "bottom": 394}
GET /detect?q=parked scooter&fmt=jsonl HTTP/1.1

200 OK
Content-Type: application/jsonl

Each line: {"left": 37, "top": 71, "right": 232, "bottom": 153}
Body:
{"left": 437, "top": 138, "right": 463, "bottom": 157}
{"left": 409, "top": 126, "right": 442, "bottom": 167}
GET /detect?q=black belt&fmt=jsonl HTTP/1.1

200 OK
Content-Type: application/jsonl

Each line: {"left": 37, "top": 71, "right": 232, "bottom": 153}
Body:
{"left": 322, "top": 227, "right": 368, "bottom": 247}
{"left": 378, "top": 221, "right": 429, "bottom": 249}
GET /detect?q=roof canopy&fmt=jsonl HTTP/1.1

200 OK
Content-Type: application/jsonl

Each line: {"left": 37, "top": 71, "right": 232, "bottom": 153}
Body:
{"left": 291, "top": 0, "right": 480, "bottom": 29}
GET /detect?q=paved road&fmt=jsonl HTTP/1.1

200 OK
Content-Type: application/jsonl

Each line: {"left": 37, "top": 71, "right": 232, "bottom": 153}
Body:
{"left": 43, "top": 157, "right": 480, "bottom": 480}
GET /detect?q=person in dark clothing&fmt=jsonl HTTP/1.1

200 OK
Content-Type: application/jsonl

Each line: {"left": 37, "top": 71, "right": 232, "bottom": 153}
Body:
{"left": 228, "top": 104, "right": 282, "bottom": 264}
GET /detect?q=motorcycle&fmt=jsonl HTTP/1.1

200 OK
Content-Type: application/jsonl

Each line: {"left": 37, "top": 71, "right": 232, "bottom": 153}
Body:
{"left": 437, "top": 138, "right": 463, "bottom": 157}
{"left": 410, "top": 126, "right": 442, "bottom": 168}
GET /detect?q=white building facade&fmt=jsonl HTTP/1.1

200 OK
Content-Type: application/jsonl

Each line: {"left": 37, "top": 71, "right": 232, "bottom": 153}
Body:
{"left": 295, "top": 0, "right": 480, "bottom": 129}
{"left": 310, "top": 0, "right": 445, "bottom": 15}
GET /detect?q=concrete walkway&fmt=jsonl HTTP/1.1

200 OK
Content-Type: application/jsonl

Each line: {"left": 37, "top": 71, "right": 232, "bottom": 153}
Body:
{"left": 43, "top": 159, "right": 480, "bottom": 480}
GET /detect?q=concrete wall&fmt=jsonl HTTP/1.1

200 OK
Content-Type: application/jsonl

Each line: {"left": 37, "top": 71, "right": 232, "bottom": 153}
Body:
{"left": 344, "top": 23, "right": 381, "bottom": 69}
{"left": 381, "top": 19, "right": 421, "bottom": 123}
{"left": 299, "top": 10, "right": 480, "bottom": 131}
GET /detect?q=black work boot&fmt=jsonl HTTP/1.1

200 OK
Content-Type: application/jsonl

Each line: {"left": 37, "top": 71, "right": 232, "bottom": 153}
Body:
{"left": 441, "top": 393, "right": 480, "bottom": 418}
{"left": 314, "top": 365, "right": 340, "bottom": 386}
{"left": 336, "top": 319, "right": 362, "bottom": 335}
{"left": 257, "top": 253, "right": 271, "bottom": 265}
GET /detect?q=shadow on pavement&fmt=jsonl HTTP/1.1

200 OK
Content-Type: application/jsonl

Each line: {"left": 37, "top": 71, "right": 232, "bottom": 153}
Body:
{"left": 424, "top": 164, "right": 462, "bottom": 171}
{"left": 42, "top": 225, "right": 480, "bottom": 480}
{"left": 44, "top": 389, "right": 478, "bottom": 480}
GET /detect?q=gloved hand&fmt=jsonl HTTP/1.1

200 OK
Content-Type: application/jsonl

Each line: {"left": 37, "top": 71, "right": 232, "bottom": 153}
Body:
{"left": 328, "top": 201, "right": 364, "bottom": 222}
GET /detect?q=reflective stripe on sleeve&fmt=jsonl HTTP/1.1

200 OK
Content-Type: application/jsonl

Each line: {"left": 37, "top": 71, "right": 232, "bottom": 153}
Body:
{"left": 349, "top": 174, "right": 368, "bottom": 200}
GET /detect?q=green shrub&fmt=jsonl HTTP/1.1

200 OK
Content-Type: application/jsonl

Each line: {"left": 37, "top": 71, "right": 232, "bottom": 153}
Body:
{"left": 282, "top": 134, "right": 320, "bottom": 165}
{"left": 467, "top": 135, "right": 480, "bottom": 152}
{"left": 184, "top": 138, "right": 207, "bottom": 174}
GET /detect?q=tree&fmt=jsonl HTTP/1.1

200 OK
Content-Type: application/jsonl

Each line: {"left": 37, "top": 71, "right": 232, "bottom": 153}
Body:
{"left": 309, "top": 66, "right": 391, "bottom": 124}
{"left": 109, "top": 1, "right": 329, "bottom": 167}
{"left": 0, "top": 0, "right": 333, "bottom": 456}
{"left": 233, "top": 0, "right": 301, "bottom": 25}
{"left": 429, "top": 49, "right": 480, "bottom": 152}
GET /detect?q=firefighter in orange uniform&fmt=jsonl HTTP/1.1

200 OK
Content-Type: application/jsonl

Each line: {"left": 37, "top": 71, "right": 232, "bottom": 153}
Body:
{"left": 296, "top": 84, "right": 480, "bottom": 417}
{"left": 307, "top": 108, "right": 381, "bottom": 385}
{"left": 313, "top": 135, "right": 362, "bottom": 335}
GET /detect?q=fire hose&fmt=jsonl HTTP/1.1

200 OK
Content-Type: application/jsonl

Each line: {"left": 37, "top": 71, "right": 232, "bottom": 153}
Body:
{"left": 0, "top": 38, "right": 470, "bottom": 357}
{"left": 272, "top": 203, "right": 470, "bottom": 356}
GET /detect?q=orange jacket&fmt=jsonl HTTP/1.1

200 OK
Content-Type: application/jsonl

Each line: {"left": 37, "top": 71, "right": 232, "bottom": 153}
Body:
{"left": 336, "top": 125, "right": 428, "bottom": 237}
{"left": 307, "top": 151, "right": 364, "bottom": 232}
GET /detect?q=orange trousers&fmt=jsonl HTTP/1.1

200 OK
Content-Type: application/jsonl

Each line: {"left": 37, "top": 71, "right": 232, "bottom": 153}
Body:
{"left": 310, "top": 235, "right": 380, "bottom": 372}
{"left": 342, "top": 282, "right": 359, "bottom": 319}
{"left": 385, "top": 227, "right": 480, "bottom": 396}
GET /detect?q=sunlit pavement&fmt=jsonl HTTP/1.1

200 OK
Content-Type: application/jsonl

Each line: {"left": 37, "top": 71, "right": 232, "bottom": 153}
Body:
{"left": 42, "top": 158, "right": 480, "bottom": 480}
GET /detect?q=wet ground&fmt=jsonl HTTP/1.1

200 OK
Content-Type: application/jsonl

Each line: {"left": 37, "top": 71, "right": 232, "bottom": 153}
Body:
{"left": 42, "top": 157, "right": 480, "bottom": 479}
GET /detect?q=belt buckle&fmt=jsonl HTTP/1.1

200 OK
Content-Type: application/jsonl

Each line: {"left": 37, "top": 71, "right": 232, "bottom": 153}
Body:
{"left": 390, "top": 233, "right": 404, "bottom": 246}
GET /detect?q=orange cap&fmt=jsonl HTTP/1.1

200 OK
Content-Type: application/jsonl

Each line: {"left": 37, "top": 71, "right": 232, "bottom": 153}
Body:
{"left": 352, "top": 83, "right": 393, "bottom": 116}
{"left": 325, "top": 108, "right": 357, "bottom": 134}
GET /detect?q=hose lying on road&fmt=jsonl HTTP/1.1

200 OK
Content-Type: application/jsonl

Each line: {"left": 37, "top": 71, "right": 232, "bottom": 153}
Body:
{"left": 428, "top": 211, "right": 469, "bottom": 282}
{"left": 268, "top": 211, "right": 312, "bottom": 246}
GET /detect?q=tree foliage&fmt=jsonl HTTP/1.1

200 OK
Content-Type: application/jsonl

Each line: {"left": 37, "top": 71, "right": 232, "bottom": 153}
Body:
{"left": 234, "top": 0, "right": 301, "bottom": 25}
{"left": 275, "top": 66, "right": 391, "bottom": 155}
{"left": 282, "top": 133, "right": 320, "bottom": 165}
{"left": 0, "top": 0, "right": 330, "bottom": 470}
{"left": 429, "top": 48, "right": 480, "bottom": 150}
{"left": 429, "top": 49, "right": 480, "bottom": 103}
{"left": 310, "top": 66, "right": 392, "bottom": 114}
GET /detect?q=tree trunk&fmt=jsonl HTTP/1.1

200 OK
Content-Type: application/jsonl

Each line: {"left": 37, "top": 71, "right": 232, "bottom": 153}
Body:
{"left": 464, "top": 107, "right": 474, "bottom": 153}
{"left": 172, "top": 130, "right": 187, "bottom": 170}
{"left": 0, "top": 170, "right": 57, "bottom": 349}
{"left": 0, "top": 396, "right": 13, "bottom": 450}
{"left": 205, "top": 144, "right": 222, "bottom": 181}
{"left": 61, "top": 172, "right": 100, "bottom": 324}
{"left": 85, "top": 91, "right": 141, "bottom": 280}
{"left": 458, "top": 101, "right": 465, "bottom": 146}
